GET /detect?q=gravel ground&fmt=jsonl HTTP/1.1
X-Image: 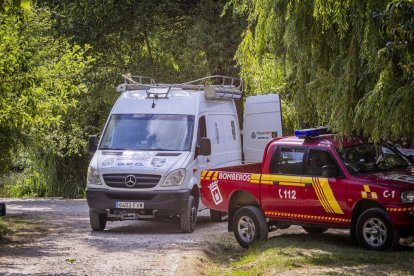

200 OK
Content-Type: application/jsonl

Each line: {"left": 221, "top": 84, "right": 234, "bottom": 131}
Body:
{"left": 0, "top": 198, "right": 226, "bottom": 275}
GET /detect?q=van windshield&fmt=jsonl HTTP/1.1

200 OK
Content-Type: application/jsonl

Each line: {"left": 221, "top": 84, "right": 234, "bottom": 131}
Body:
{"left": 100, "top": 114, "right": 195, "bottom": 151}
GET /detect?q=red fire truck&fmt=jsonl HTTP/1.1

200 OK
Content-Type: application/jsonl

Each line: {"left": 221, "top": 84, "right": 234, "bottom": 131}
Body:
{"left": 200, "top": 128, "right": 414, "bottom": 250}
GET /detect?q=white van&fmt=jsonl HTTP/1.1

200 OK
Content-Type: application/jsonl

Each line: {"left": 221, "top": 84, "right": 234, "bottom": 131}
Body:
{"left": 86, "top": 75, "right": 282, "bottom": 233}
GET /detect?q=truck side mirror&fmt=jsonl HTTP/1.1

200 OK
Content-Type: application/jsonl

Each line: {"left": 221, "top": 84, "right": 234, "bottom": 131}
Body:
{"left": 89, "top": 135, "right": 98, "bottom": 154}
{"left": 405, "top": 154, "right": 414, "bottom": 164}
{"left": 199, "top": 137, "right": 211, "bottom": 156}
{"left": 322, "top": 165, "right": 339, "bottom": 178}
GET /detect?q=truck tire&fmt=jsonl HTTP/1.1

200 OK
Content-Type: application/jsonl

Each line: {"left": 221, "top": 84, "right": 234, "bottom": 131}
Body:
{"left": 89, "top": 210, "right": 107, "bottom": 231}
{"left": 233, "top": 206, "right": 268, "bottom": 248}
{"left": 180, "top": 195, "right": 197, "bottom": 233}
{"left": 356, "top": 208, "right": 399, "bottom": 251}
{"left": 302, "top": 226, "right": 328, "bottom": 234}
{"left": 210, "top": 209, "right": 223, "bottom": 222}
{"left": 0, "top": 203, "right": 5, "bottom": 216}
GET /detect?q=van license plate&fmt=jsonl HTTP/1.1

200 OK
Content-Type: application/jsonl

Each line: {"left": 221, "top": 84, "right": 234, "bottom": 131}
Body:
{"left": 116, "top": 202, "right": 144, "bottom": 209}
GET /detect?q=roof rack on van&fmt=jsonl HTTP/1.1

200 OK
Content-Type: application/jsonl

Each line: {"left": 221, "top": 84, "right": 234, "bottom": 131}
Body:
{"left": 116, "top": 75, "right": 243, "bottom": 100}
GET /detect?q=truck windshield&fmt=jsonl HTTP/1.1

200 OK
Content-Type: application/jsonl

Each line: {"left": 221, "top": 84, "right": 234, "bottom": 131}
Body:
{"left": 337, "top": 143, "right": 410, "bottom": 175}
{"left": 100, "top": 114, "right": 195, "bottom": 151}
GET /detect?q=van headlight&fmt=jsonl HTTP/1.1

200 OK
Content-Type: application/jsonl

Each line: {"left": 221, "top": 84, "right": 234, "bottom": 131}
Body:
{"left": 401, "top": 191, "right": 414, "bottom": 204}
{"left": 161, "top": 169, "right": 186, "bottom": 187}
{"left": 87, "top": 167, "right": 102, "bottom": 185}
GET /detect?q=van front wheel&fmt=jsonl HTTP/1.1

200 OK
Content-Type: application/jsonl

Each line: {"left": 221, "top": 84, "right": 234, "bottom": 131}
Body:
{"left": 180, "top": 195, "right": 197, "bottom": 233}
{"left": 89, "top": 210, "right": 107, "bottom": 231}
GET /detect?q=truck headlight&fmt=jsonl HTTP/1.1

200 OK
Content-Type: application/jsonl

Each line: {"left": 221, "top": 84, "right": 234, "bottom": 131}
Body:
{"left": 161, "top": 169, "right": 186, "bottom": 187}
{"left": 87, "top": 167, "right": 102, "bottom": 185}
{"left": 401, "top": 191, "right": 414, "bottom": 204}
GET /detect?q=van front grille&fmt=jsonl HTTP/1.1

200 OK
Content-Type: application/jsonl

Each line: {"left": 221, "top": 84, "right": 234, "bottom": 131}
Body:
{"left": 103, "top": 174, "right": 161, "bottom": 189}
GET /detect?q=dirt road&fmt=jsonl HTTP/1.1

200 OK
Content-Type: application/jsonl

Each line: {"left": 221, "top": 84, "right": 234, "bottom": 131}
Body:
{"left": 0, "top": 198, "right": 226, "bottom": 275}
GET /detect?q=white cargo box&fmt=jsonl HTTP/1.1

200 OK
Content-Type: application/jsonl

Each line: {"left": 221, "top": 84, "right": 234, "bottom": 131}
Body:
{"left": 243, "top": 94, "right": 283, "bottom": 163}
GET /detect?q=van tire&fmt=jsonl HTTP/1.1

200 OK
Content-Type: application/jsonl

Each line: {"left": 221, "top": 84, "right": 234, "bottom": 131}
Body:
{"left": 180, "top": 195, "right": 197, "bottom": 233}
{"left": 210, "top": 210, "right": 223, "bottom": 222}
{"left": 302, "top": 226, "right": 328, "bottom": 234}
{"left": 233, "top": 206, "right": 268, "bottom": 248}
{"left": 356, "top": 208, "right": 399, "bottom": 251}
{"left": 90, "top": 210, "right": 107, "bottom": 231}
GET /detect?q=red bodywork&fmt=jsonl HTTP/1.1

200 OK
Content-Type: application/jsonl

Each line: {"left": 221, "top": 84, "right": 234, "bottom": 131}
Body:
{"left": 200, "top": 135, "right": 414, "bottom": 232}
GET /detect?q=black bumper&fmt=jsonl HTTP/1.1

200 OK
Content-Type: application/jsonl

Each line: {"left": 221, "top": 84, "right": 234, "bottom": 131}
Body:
{"left": 86, "top": 188, "right": 190, "bottom": 216}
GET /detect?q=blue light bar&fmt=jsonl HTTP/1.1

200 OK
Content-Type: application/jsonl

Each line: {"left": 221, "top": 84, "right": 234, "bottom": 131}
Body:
{"left": 294, "top": 127, "right": 329, "bottom": 138}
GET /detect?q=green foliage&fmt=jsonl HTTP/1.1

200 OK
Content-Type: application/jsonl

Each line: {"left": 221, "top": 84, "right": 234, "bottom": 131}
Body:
{"left": 229, "top": 0, "right": 414, "bottom": 140}
{"left": 0, "top": 7, "right": 92, "bottom": 196}
{"left": 1, "top": 0, "right": 243, "bottom": 198}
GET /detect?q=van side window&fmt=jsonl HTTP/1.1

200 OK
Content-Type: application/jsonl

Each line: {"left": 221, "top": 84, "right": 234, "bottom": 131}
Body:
{"left": 195, "top": 116, "right": 207, "bottom": 157}
{"left": 306, "top": 149, "right": 337, "bottom": 177}
{"left": 270, "top": 147, "right": 305, "bottom": 175}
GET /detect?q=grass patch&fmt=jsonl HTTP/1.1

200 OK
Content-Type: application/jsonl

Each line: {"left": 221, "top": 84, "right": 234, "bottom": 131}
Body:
{"left": 204, "top": 231, "right": 414, "bottom": 275}
{"left": 0, "top": 215, "right": 49, "bottom": 242}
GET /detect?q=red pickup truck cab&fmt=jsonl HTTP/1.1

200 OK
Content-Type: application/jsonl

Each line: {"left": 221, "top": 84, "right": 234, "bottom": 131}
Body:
{"left": 200, "top": 128, "right": 414, "bottom": 250}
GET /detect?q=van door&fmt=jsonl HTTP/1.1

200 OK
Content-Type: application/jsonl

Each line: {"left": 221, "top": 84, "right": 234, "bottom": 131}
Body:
{"left": 243, "top": 94, "right": 283, "bottom": 163}
{"left": 195, "top": 115, "right": 209, "bottom": 173}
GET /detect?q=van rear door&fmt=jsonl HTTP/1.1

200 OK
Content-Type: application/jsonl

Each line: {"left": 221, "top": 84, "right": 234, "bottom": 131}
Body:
{"left": 243, "top": 94, "right": 283, "bottom": 163}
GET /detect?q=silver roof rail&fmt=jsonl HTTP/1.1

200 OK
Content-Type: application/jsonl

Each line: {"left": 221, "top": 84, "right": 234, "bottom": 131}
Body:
{"left": 116, "top": 75, "right": 243, "bottom": 99}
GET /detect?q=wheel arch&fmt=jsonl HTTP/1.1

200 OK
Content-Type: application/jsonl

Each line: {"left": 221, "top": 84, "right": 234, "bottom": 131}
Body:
{"left": 227, "top": 190, "right": 260, "bottom": 232}
{"left": 351, "top": 199, "right": 385, "bottom": 231}
{"left": 190, "top": 184, "right": 200, "bottom": 208}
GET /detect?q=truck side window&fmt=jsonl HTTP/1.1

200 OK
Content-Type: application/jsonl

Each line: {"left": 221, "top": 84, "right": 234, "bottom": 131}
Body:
{"left": 195, "top": 116, "right": 207, "bottom": 157}
{"left": 306, "top": 149, "right": 337, "bottom": 176}
{"left": 271, "top": 147, "right": 305, "bottom": 175}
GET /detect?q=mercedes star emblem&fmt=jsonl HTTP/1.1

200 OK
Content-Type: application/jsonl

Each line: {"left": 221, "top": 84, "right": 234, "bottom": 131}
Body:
{"left": 124, "top": 175, "right": 137, "bottom": 188}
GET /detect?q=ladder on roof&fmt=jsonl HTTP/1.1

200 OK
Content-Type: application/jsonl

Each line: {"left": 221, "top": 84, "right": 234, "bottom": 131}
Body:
{"left": 116, "top": 74, "right": 243, "bottom": 99}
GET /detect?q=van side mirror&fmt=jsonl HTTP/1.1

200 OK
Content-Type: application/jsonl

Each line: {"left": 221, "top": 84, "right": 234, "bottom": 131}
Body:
{"left": 322, "top": 165, "right": 339, "bottom": 178}
{"left": 89, "top": 135, "right": 98, "bottom": 154}
{"left": 199, "top": 137, "right": 211, "bottom": 156}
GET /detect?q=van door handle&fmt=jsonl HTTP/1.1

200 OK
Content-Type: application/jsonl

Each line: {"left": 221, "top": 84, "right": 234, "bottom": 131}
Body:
{"left": 273, "top": 181, "right": 279, "bottom": 185}
{"left": 206, "top": 158, "right": 210, "bottom": 163}
{"left": 305, "top": 183, "right": 312, "bottom": 187}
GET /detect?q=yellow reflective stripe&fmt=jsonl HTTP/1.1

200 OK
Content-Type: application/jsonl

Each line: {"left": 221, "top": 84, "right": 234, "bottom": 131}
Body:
{"left": 206, "top": 171, "right": 214, "bottom": 179}
{"left": 211, "top": 171, "right": 219, "bottom": 180}
{"left": 260, "top": 174, "right": 303, "bottom": 186}
{"left": 250, "top": 174, "right": 261, "bottom": 184}
{"left": 363, "top": 185, "right": 371, "bottom": 192}
{"left": 312, "top": 178, "right": 335, "bottom": 213}
{"left": 279, "top": 182, "right": 305, "bottom": 187}
{"left": 201, "top": 171, "right": 207, "bottom": 179}
{"left": 318, "top": 178, "right": 344, "bottom": 214}
{"left": 361, "top": 191, "right": 368, "bottom": 198}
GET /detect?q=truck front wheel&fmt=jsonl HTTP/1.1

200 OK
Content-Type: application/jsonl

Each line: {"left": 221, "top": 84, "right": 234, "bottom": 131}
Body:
{"left": 233, "top": 206, "right": 268, "bottom": 248}
{"left": 89, "top": 210, "right": 107, "bottom": 231}
{"left": 356, "top": 208, "right": 399, "bottom": 250}
{"left": 180, "top": 195, "right": 197, "bottom": 233}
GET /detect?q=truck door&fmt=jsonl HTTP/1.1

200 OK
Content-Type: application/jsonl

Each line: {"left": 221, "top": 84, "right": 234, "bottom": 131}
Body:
{"left": 301, "top": 149, "right": 348, "bottom": 220}
{"left": 261, "top": 146, "right": 305, "bottom": 215}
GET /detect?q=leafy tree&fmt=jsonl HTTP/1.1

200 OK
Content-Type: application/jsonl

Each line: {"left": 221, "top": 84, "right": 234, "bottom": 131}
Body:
{"left": 0, "top": 7, "right": 92, "bottom": 195}
{"left": 228, "top": 0, "right": 414, "bottom": 140}
{"left": 4, "top": 0, "right": 242, "bottom": 197}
